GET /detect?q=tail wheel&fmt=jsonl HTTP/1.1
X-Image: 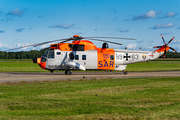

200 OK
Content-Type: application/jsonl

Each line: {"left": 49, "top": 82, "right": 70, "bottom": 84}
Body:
{"left": 123, "top": 71, "right": 127, "bottom": 75}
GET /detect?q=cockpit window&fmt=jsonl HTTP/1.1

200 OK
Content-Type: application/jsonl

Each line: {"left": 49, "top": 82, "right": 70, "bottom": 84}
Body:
{"left": 43, "top": 49, "right": 49, "bottom": 57}
{"left": 43, "top": 49, "right": 54, "bottom": 58}
{"left": 47, "top": 50, "right": 54, "bottom": 58}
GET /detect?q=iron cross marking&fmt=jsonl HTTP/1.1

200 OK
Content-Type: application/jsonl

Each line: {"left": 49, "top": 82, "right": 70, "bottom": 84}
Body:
{"left": 124, "top": 53, "right": 131, "bottom": 61}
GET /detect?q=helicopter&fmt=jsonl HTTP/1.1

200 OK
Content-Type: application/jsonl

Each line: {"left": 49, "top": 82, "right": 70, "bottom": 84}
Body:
{"left": 6, "top": 34, "right": 177, "bottom": 75}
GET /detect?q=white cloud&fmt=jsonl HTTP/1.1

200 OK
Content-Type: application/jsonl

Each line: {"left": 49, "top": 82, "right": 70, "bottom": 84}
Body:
{"left": 127, "top": 43, "right": 137, "bottom": 49}
{"left": 133, "top": 10, "right": 160, "bottom": 20}
{"left": 148, "top": 46, "right": 153, "bottom": 49}
{"left": 150, "top": 23, "right": 174, "bottom": 29}
{"left": 119, "top": 29, "right": 129, "bottom": 33}
{"left": 7, "top": 8, "right": 24, "bottom": 17}
{"left": 171, "top": 40, "right": 180, "bottom": 44}
{"left": 164, "top": 12, "right": 176, "bottom": 17}
{"left": 49, "top": 23, "right": 76, "bottom": 29}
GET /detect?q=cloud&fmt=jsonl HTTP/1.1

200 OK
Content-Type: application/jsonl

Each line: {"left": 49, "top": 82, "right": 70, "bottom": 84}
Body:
{"left": 127, "top": 43, "right": 137, "bottom": 49}
{"left": 161, "top": 32, "right": 171, "bottom": 35}
{"left": 0, "top": 30, "right": 5, "bottom": 33}
{"left": 133, "top": 10, "right": 160, "bottom": 20}
{"left": 49, "top": 23, "right": 76, "bottom": 29}
{"left": 119, "top": 29, "right": 129, "bottom": 33}
{"left": 150, "top": 23, "right": 174, "bottom": 29}
{"left": 7, "top": 8, "right": 24, "bottom": 17}
{"left": 0, "top": 17, "right": 13, "bottom": 22}
{"left": 147, "top": 46, "right": 153, "bottom": 49}
{"left": 0, "top": 42, "right": 52, "bottom": 51}
{"left": 164, "top": 12, "right": 176, "bottom": 18}
{"left": 111, "top": 8, "right": 117, "bottom": 14}
{"left": 148, "top": 40, "right": 153, "bottom": 43}
{"left": 171, "top": 40, "right": 180, "bottom": 44}
{"left": 137, "top": 40, "right": 144, "bottom": 43}
{"left": 15, "top": 28, "right": 25, "bottom": 32}
{"left": 75, "top": 32, "right": 86, "bottom": 35}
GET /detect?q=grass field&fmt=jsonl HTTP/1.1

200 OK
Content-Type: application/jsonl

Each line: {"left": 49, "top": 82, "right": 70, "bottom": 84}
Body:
{"left": 0, "top": 59, "right": 180, "bottom": 72}
{"left": 0, "top": 77, "right": 180, "bottom": 119}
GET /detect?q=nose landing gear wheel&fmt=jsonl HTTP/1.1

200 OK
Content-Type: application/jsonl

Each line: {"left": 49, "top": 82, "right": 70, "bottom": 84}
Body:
{"left": 65, "top": 70, "right": 72, "bottom": 75}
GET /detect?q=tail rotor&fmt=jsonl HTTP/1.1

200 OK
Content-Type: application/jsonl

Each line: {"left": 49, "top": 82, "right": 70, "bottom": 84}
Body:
{"left": 154, "top": 34, "right": 177, "bottom": 58}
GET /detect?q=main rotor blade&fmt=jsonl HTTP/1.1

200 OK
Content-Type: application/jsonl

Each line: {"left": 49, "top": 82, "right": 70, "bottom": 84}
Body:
{"left": 88, "top": 38, "right": 122, "bottom": 45}
{"left": 84, "top": 37, "right": 136, "bottom": 40}
{"left": 153, "top": 46, "right": 162, "bottom": 48}
{"left": 6, "top": 38, "right": 69, "bottom": 51}
{"left": 161, "top": 34, "right": 166, "bottom": 44}
{"left": 167, "top": 37, "right": 175, "bottom": 45}
{"left": 170, "top": 47, "right": 177, "bottom": 52}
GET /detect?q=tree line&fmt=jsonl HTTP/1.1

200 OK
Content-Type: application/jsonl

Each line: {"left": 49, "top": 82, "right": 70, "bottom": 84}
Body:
{"left": 0, "top": 49, "right": 179, "bottom": 59}
{"left": 0, "top": 49, "right": 47, "bottom": 59}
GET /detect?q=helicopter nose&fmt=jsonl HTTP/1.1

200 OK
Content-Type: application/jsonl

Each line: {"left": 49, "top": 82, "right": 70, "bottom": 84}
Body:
{"left": 38, "top": 57, "right": 46, "bottom": 70}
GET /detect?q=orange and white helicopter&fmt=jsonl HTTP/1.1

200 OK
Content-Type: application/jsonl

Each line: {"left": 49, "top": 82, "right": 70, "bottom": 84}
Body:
{"left": 7, "top": 34, "right": 177, "bottom": 75}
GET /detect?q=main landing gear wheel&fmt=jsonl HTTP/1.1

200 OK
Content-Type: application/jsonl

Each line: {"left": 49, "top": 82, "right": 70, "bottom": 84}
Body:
{"left": 50, "top": 70, "right": 54, "bottom": 73}
{"left": 65, "top": 70, "right": 72, "bottom": 75}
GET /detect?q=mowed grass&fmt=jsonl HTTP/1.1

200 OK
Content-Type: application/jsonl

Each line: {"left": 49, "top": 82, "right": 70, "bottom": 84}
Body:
{"left": 126, "top": 60, "right": 180, "bottom": 71}
{"left": 0, "top": 60, "right": 46, "bottom": 72}
{"left": 0, "top": 59, "right": 180, "bottom": 72}
{"left": 0, "top": 77, "right": 180, "bottom": 119}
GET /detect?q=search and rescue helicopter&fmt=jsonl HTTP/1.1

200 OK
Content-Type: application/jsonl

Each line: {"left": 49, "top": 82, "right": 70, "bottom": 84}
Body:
{"left": 6, "top": 34, "right": 177, "bottom": 75}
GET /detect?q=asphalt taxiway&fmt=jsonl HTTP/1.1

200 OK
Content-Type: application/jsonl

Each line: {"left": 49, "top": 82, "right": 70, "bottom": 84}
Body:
{"left": 0, "top": 71, "right": 180, "bottom": 83}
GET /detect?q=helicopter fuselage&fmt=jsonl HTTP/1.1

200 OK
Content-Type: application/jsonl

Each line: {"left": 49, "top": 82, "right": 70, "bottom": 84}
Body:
{"left": 34, "top": 40, "right": 166, "bottom": 73}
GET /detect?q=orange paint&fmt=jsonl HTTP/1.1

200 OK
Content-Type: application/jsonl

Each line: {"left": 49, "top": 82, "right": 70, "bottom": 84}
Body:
{"left": 37, "top": 58, "right": 41, "bottom": 64}
{"left": 97, "top": 48, "right": 115, "bottom": 70}
{"left": 50, "top": 40, "right": 98, "bottom": 51}
{"left": 37, "top": 57, "right": 46, "bottom": 70}
{"left": 154, "top": 45, "right": 170, "bottom": 53}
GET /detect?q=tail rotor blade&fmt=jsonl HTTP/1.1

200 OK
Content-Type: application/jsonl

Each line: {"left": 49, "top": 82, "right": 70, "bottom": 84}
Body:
{"left": 170, "top": 47, "right": 177, "bottom": 52}
{"left": 161, "top": 34, "right": 166, "bottom": 44}
{"left": 167, "top": 37, "right": 175, "bottom": 45}
{"left": 163, "top": 50, "right": 166, "bottom": 58}
{"left": 163, "top": 45, "right": 167, "bottom": 58}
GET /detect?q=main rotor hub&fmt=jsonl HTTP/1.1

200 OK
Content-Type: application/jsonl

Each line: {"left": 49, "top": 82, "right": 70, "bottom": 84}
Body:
{"left": 73, "top": 35, "right": 83, "bottom": 40}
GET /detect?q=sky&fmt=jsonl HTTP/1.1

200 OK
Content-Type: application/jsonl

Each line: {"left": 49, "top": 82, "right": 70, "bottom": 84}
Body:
{"left": 0, "top": 0, "right": 180, "bottom": 52}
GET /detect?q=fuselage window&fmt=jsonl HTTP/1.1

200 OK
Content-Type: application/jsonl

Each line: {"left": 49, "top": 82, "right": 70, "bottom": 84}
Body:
{"left": 82, "top": 55, "right": 86, "bottom": 60}
{"left": 110, "top": 55, "right": 114, "bottom": 60}
{"left": 57, "top": 52, "right": 61, "bottom": 55}
{"left": 75, "top": 55, "right": 79, "bottom": 60}
{"left": 69, "top": 52, "right": 74, "bottom": 60}
{"left": 47, "top": 50, "right": 54, "bottom": 58}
